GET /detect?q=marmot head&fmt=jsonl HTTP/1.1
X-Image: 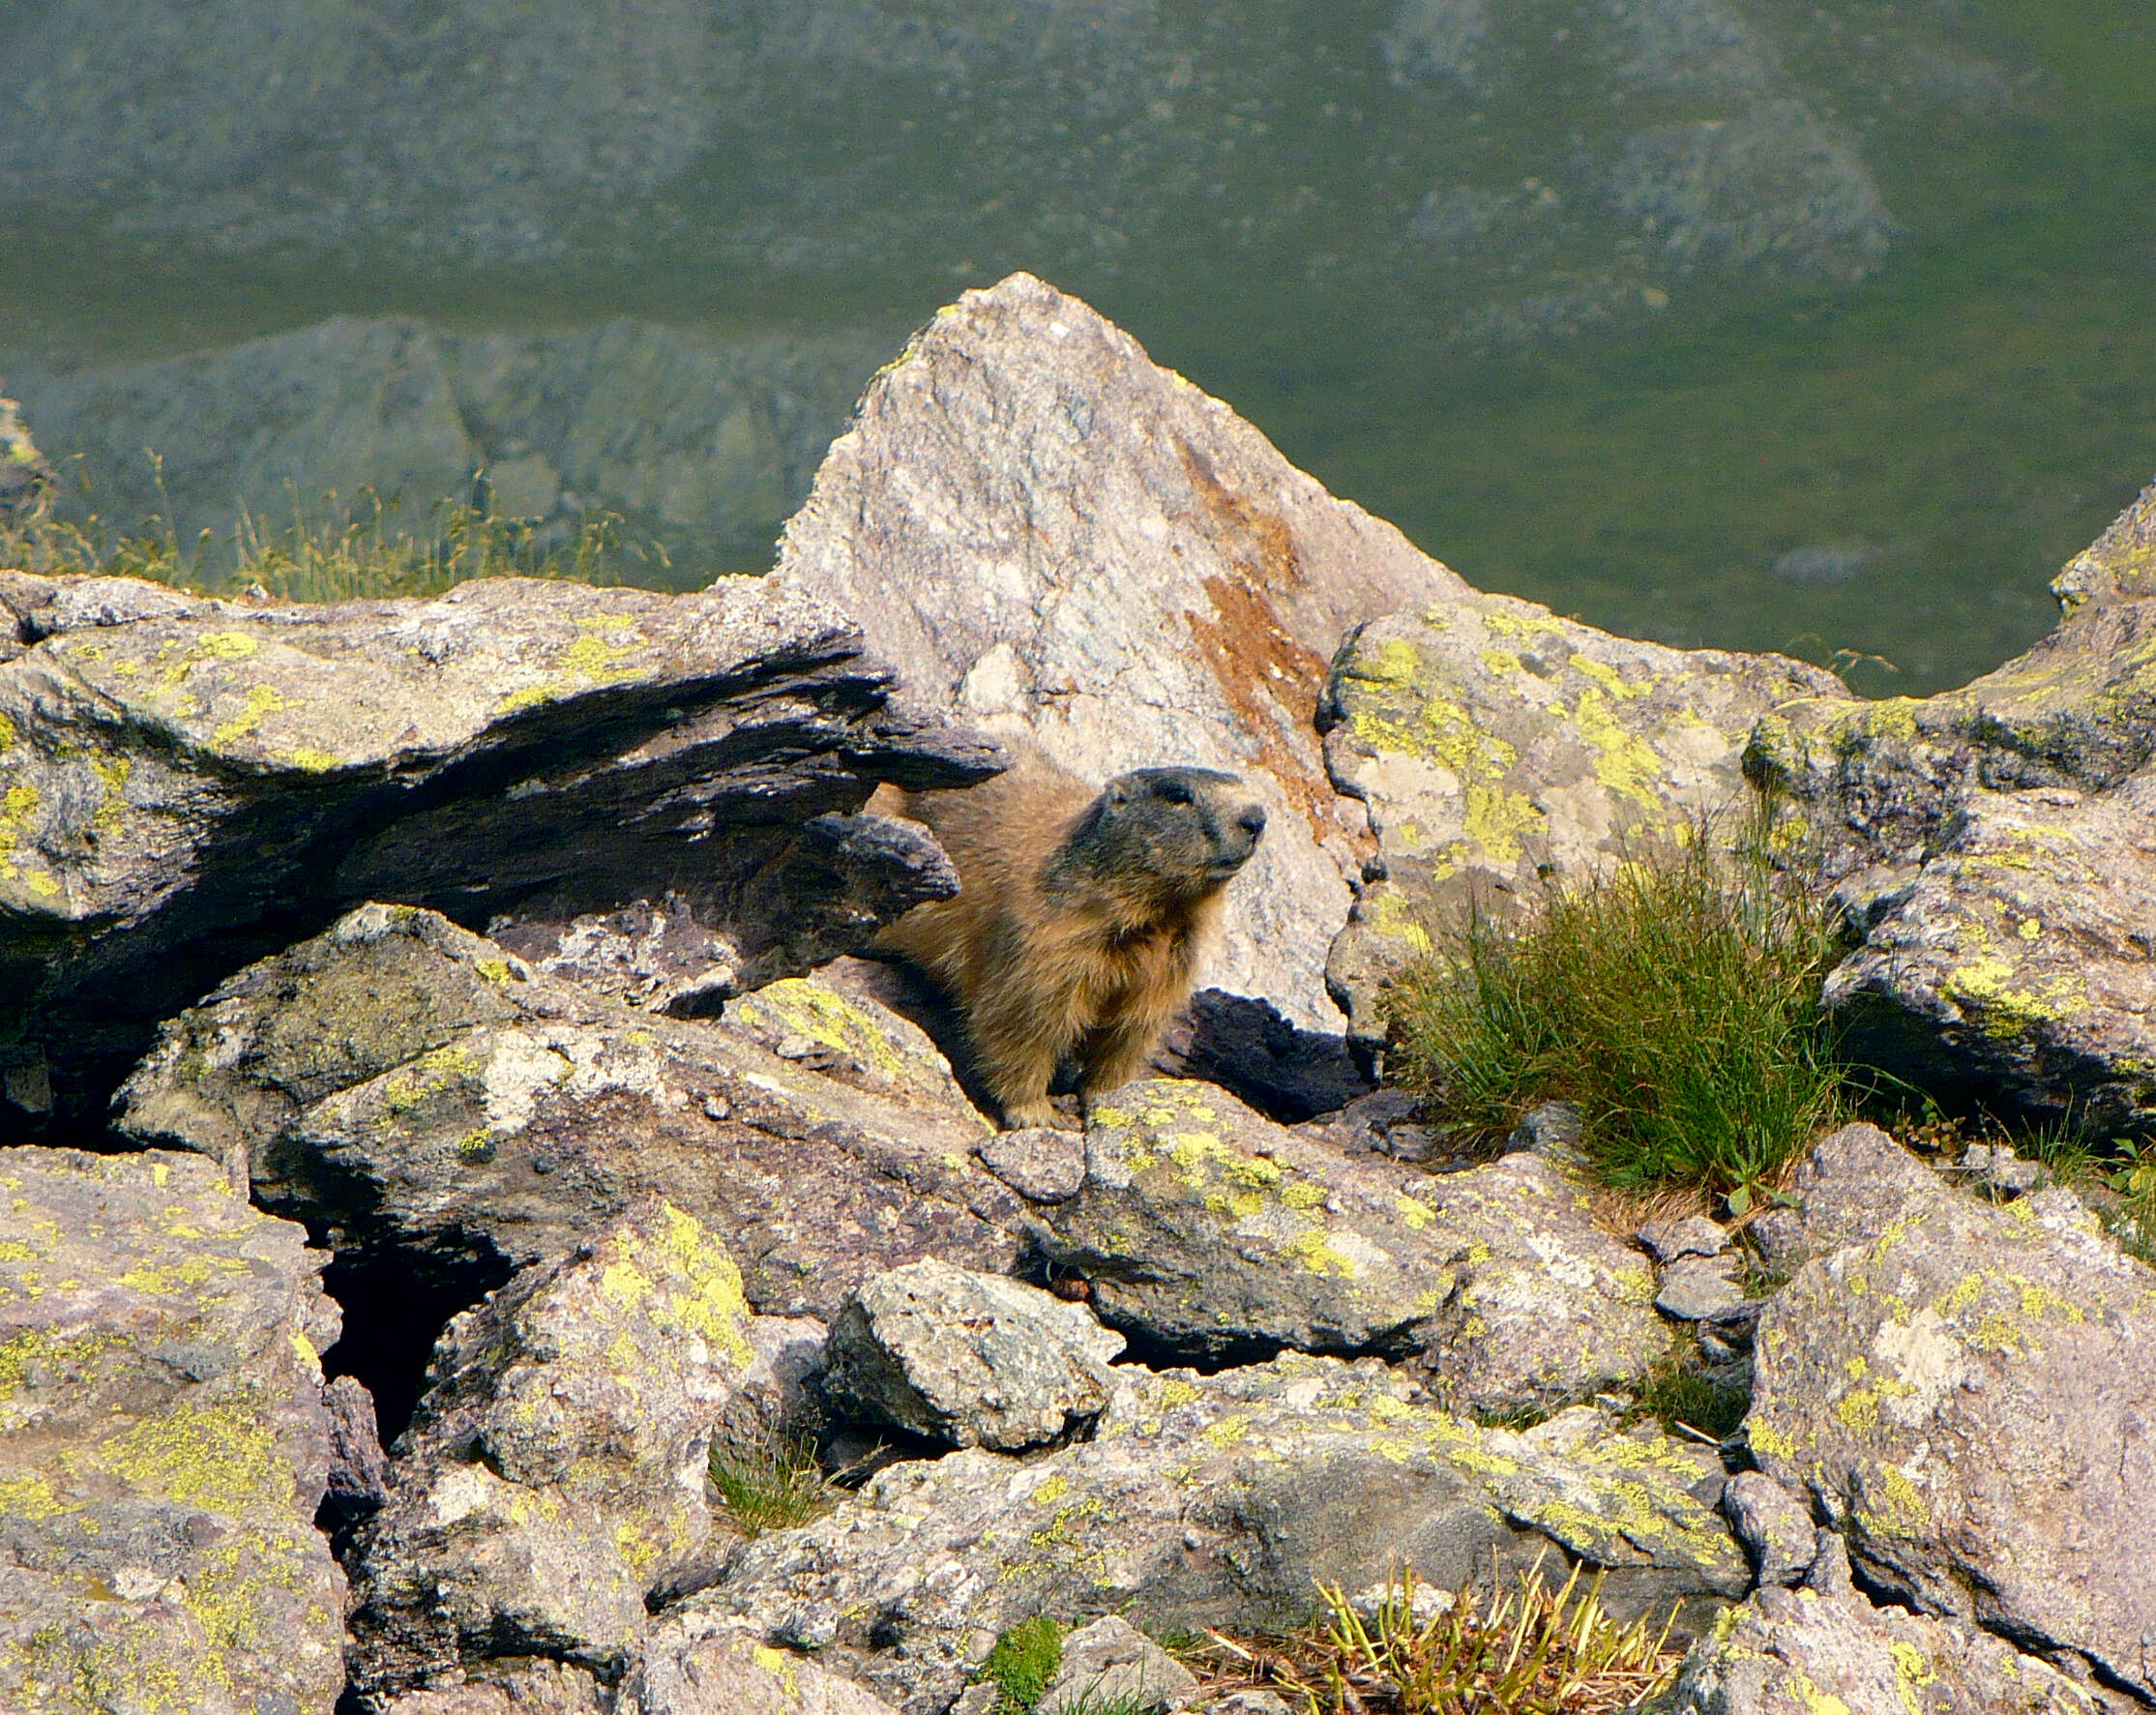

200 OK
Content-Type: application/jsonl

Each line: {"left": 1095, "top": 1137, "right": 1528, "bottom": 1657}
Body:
{"left": 1046, "top": 766, "right": 1268, "bottom": 910}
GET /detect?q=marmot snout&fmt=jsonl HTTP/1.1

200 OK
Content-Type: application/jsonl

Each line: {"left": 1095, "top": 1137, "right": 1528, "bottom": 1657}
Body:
{"left": 871, "top": 752, "right": 1266, "bottom": 1130}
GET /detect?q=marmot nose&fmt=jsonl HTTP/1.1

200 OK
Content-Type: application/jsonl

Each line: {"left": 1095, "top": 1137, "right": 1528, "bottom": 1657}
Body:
{"left": 1238, "top": 806, "right": 1267, "bottom": 842}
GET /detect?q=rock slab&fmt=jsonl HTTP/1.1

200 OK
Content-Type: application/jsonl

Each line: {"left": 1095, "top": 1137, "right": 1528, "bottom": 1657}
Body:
{"left": 824, "top": 1258, "right": 1126, "bottom": 1452}
{"left": 1746, "top": 1131, "right": 2156, "bottom": 1697}
{"left": 0, "top": 569, "right": 997, "bottom": 1128}
{"left": 0, "top": 1147, "right": 345, "bottom": 1715}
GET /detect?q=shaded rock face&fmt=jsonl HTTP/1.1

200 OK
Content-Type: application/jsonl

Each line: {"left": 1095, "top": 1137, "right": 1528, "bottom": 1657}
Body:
{"left": 0, "top": 1147, "right": 345, "bottom": 1715}
{"left": 114, "top": 904, "right": 1019, "bottom": 1331}
{"left": 1024, "top": 1079, "right": 1666, "bottom": 1413}
{"left": 1746, "top": 476, "right": 2156, "bottom": 1133}
{"left": 1670, "top": 1540, "right": 2094, "bottom": 1715}
{"left": 823, "top": 1259, "right": 1126, "bottom": 1452}
{"left": 770, "top": 272, "right": 1467, "bottom": 1042}
{"left": 0, "top": 569, "right": 998, "bottom": 1129}
{"left": 1320, "top": 596, "right": 1842, "bottom": 1044}
{"left": 1745, "top": 1131, "right": 2156, "bottom": 1698}
{"left": 685, "top": 1354, "right": 1743, "bottom": 1714}
{"left": 8, "top": 317, "right": 885, "bottom": 575}
{"left": 344, "top": 1201, "right": 799, "bottom": 1701}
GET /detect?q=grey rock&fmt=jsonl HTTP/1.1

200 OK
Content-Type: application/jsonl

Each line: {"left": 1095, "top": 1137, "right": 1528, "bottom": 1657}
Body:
{"left": 770, "top": 272, "right": 1467, "bottom": 1037}
{"left": 1655, "top": 1256, "right": 1746, "bottom": 1322}
{"left": 324, "top": 1373, "right": 391, "bottom": 1519}
{"left": 1638, "top": 1214, "right": 1729, "bottom": 1262}
{"left": 1028, "top": 1079, "right": 1666, "bottom": 1412}
{"left": 0, "top": 1146, "right": 345, "bottom": 1715}
{"left": 823, "top": 1260, "right": 1125, "bottom": 1452}
{"left": 345, "top": 1201, "right": 798, "bottom": 1699}
{"left": 684, "top": 1352, "right": 1745, "bottom": 1713}
{"left": 1322, "top": 601, "right": 1842, "bottom": 1044}
{"left": 1720, "top": 1471, "right": 1816, "bottom": 1588}
{"left": 976, "top": 1128, "right": 1088, "bottom": 1204}
{"left": 1955, "top": 1142, "right": 2048, "bottom": 1196}
{"left": 1745, "top": 477, "right": 2156, "bottom": 1135}
{"left": 621, "top": 1623, "right": 903, "bottom": 1714}
{"left": 1197, "top": 1697, "right": 1294, "bottom": 1715}
{"left": 374, "top": 1662, "right": 610, "bottom": 1714}
{"left": 1503, "top": 1100, "right": 1590, "bottom": 1169}
{"left": 1746, "top": 1168, "right": 2156, "bottom": 1697}
{"left": 0, "top": 568, "right": 998, "bottom": 1128}
{"left": 115, "top": 905, "right": 1019, "bottom": 1321}
{"left": 1669, "top": 1574, "right": 2095, "bottom": 1714}
{"left": 1037, "top": 1615, "right": 1198, "bottom": 1715}
{"left": 1747, "top": 1122, "right": 1941, "bottom": 1273}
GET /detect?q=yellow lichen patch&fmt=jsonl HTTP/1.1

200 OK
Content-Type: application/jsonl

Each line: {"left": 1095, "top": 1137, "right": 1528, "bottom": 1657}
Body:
{"left": 0, "top": 1327, "right": 121, "bottom": 1405}
{"left": 211, "top": 683, "right": 298, "bottom": 748}
{"left": 1462, "top": 781, "right": 1544, "bottom": 865}
{"left": 1569, "top": 655, "right": 1650, "bottom": 700}
{"left": 1570, "top": 688, "right": 1663, "bottom": 809}
{"left": 752, "top": 1643, "right": 799, "bottom": 1696}
{"left": 1157, "top": 1379, "right": 1200, "bottom": 1409}
{"left": 734, "top": 979, "right": 909, "bottom": 1079}
{"left": 0, "top": 1470, "right": 74, "bottom": 1520}
{"left": 1358, "top": 637, "right": 1421, "bottom": 687}
{"left": 1481, "top": 607, "right": 1566, "bottom": 641}
{"left": 1031, "top": 1472, "right": 1071, "bottom": 1507}
{"left": 1286, "top": 1228, "right": 1358, "bottom": 1279}
{"left": 655, "top": 1203, "right": 754, "bottom": 1367}
{"left": 1365, "top": 889, "right": 1433, "bottom": 953}
{"left": 1479, "top": 648, "right": 1523, "bottom": 676}
{"left": 1942, "top": 958, "right": 2086, "bottom": 1036}
{"left": 0, "top": 711, "right": 14, "bottom": 750}
{"left": 278, "top": 747, "right": 342, "bottom": 772}
{"left": 1395, "top": 1194, "right": 1433, "bottom": 1229}
{"left": 99, "top": 1398, "right": 291, "bottom": 1513}
{"left": 1749, "top": 1421, "right": 1798, "bottom": 1462}
{"left": 1786, "top": 1669, "right": 1853, "bottom": 1715}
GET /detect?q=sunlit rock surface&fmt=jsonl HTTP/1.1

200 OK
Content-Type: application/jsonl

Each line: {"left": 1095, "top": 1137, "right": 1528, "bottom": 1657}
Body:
{"left": 0, "top": 569, "right": 996, "bottom": 1128}
{"left": 0, "top": 1147, "right": 345, "bottom": 1715}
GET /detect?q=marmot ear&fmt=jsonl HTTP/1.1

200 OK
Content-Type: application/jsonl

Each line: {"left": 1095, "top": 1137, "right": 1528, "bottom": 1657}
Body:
{"left": 1106, "top": 783, "right": 1131, "bottom": 809}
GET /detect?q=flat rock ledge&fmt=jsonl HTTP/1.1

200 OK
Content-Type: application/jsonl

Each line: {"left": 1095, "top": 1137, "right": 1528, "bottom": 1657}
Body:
{"left": 0, "top": 1147, "right": 345, "bottom": 1715}
{"left": 1026, "top": 1078, "right": 1666, "bottom": 1412}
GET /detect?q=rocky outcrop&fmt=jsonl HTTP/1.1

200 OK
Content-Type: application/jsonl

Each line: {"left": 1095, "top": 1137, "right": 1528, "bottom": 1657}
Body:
{"left": 0, "top": 570, "right": 997, "bottom": 1128}
{"left": 1320, "top": 593, "right": 1841, "bottom": 1044}
{"left": 770, "top": 272, "right": 1467, "bottom": 1045}
{"left": 822, "top": 1259, "right": 1125, "bottom": 1453}
{"left": 344, "top": 1201, "right": 810, "bottom": 1700}
{"left": 1035, "top": 1615, "right": 1199, "bottom": 1715}
{"left": 684, "top": 1354, "right": 1744, "bottom": 1713}
{"left": 1746, "top": 476, "right": 2156, "bottom": 1134}
{"left": 0, "top": 1147, "right": 345, "bottom": 1714}
{"left": 1025, "top": 1079, "right": 1667, "bottom": 1411}
{"left": 1744, "top": 1129, "right": 2156, "bottom": 1698}
{"left": 1670, "top": 1538, "right": 2094, "bottom": 1715}
{"left": 619, "top": 1625, "right": 904, "bottom": 1715}
{"left": 114, "top": 904, "right": 1019, "bottom": 1318}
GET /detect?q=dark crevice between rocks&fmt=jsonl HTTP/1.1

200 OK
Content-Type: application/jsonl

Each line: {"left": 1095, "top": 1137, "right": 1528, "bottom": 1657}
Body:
{"left": 318, "top": 1240, "right": 517, "bottom": 1448}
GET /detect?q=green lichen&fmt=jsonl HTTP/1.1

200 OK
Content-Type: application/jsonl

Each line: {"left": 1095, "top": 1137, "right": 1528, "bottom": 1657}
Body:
{"left": 734, "top": 978, "right": 911, "bottom": 1079}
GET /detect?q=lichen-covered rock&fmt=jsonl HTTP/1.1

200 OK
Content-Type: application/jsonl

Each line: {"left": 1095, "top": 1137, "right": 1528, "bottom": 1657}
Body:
{"left": 0, "top": 569, "right": 998, "bottom": 1128}
{"left": 1720, "top": 1472, "right": 1816, "bottom": 1589}
{"left": 619, "top": 1624, "right": 902, "bottom": 1714}
{"left": 824, "top": 1259, "right": 1125, "bottom": 1452}
{"left": 1746, "top": 1121, "right": 1942, "bottom": 1274}
{"left": 0, "top": 1146, "right": 344, "bottom": 1714}
{"left": 1745, "top": 477, "right": 2156, "bottom": 1133}
{"left": 374, "top": 1660, "right": 610, "bottom": 1714}
{"left": 115, "top": 904, "right": 1018, "bottom": 1317}
{"left": 1028, "top": 1079, "right": 1665, "bottom": 1412}
{"left": 345, "top": 1200, "right": 803, "bottom": 1700}
{"left": 685, "top": 1353, "right": 1744, "bottom": 1714}
{"left": 1745, "top": 1160, "right": 2156, "bottom": 1696}
{"left": 1036, "top": 1615, "right": 1198, "bottom": 1715}
{"left": 1319, "top": 598, "right": 1842, "bottom": 1043}
{"left": 1669, "top": 1539, "right": 2093, "bottom": 1714}
{"left": 771, "top": 272, "right": 1466, "bottom": 1044}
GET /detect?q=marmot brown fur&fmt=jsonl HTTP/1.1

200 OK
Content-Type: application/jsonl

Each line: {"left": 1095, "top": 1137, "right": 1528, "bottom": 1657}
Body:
{"left": 871, "top": 750, "right": 1267, "bottom": 1129}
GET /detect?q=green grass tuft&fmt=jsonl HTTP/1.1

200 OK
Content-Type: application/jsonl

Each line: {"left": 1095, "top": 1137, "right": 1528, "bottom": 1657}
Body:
{"left": 708, "top": 1426, "right": 835, "bottom": 1539}
{"left": 1624, "top": 1345, "right": 1751, "bottom": 1444}
{"left": 1384, "top": 812, "right": 1845, "bottom": 1198}
{"left": 979, "top": 1616, "right": 1066, "bottom": 1713}
{"left": 0, "top": 471, "right": 655, "bottom": 604}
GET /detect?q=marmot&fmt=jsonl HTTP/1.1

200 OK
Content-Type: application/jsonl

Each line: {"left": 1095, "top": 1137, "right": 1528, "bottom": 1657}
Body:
{"left": 871, "top": 750, "right": 1267, "bottom": 1128}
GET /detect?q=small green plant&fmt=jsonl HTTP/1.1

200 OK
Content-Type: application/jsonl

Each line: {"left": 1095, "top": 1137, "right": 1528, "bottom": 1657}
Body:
{"left": 1385, "top": 810, "right": 1844, "bottom": 1198}
{"left": 1205, "top": 1558, "right": 1680, "bottom": 1713}
{"left": 978, "top": 1616, "right": 1065, "bottom": 1713}
{"left": 708, "top": 1426, "right": 835, "bottom": 1539}
{"left": 1624, "top": 1345, "right": 1751, "bottom": 1444}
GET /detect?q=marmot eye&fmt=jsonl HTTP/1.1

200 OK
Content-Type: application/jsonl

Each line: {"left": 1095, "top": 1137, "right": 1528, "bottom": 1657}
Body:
{"left": 1158, "top": 781, "right": 1194, "bottom": 805}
